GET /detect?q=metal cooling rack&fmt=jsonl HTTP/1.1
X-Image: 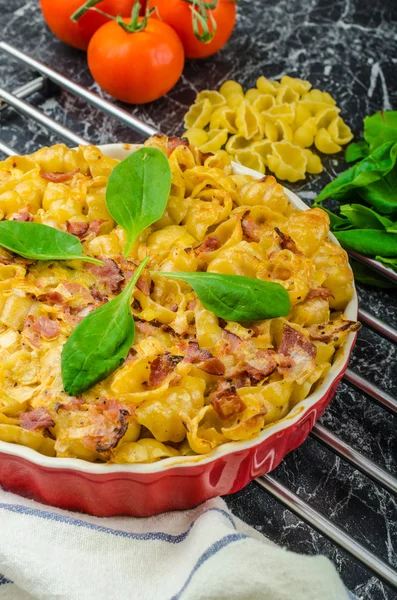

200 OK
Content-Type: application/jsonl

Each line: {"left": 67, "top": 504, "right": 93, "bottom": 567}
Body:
{"left": 0, "top": 41, "right": 396, "bottom": 594}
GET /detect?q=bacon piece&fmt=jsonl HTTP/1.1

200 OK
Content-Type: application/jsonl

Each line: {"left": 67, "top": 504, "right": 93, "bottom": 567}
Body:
{"left": 66, "top": 221, "right": 89, "bottom": 238}
{"left": 241, "top": 211, "right": 261, "bottom": 243}
{"left": 87, "top": 259, "right": 124, "bottom": 293}
{"left": 306, "top": 287, "right": 334, "bottom": 300}
{"left": 40, "top": 169, "right": 80, "bottom": 183}
{"left": 12, "top": 206, "right": 34, "bottom": 222}
{"left": 136, "top": 321, "right": 158, "bottom": 336}
{"left": 136, "top": 273, "right": 151, "bottom": 296}
{"left": 274, "top": 227, "right": 299, "bottom": 254}
{"left": 20, "top": 407, "right": 55, "bottom": 431}
{"left": 90, "top": 285, "right": 107, "bottom": 303}
{"left": 194, "top": 236, "right": 221, "bottom": 255}
{"left": 211, "top": 388, "right": 246, "bottom": 420}
{"left": 83, "top": 400, "right": 130, "bottom": 453}
{"left": 30, "top": 316, "right": 60, "bottom": 339}
{"left": 184, "top": 341, "right": 212, "bottom": 363}
{"left": 184, "top": 342, "right": 225, "bottom": 375}
{"left": 148, "top": 352, "right": 183, "bottom": 387}
{"left": 55, "top": 398, "right": 85, "bottom": 413}
{"left": 244, "top": 350, "right": 277, "bottom": 380}
{"left": 278, "top": 324, "right": 316, "bottom": 382}
{"left": 40, "top": 291, "right": 66, "bottom": 306}
{"left": 166, "top": 136, "right": 189, "bottom": 157}
{"left": 223, "top": 330, "right": 243, "bottom": 354}
{"left": 308, "top": 319, "right": 361, "bottom": 343}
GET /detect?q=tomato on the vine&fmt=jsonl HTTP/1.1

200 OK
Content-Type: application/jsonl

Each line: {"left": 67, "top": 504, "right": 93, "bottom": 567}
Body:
{"left": 39, "top": 0, "right": 141, "bottom": 51}
{"left": 87, "top": 13, "right": 184, "bottom": 103}
{"left": 148, "top": 0, "right": 237, "bottom": 59}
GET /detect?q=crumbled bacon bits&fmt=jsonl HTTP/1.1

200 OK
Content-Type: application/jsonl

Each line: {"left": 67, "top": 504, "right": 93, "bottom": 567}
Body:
{"left": 40, "top": 169, "right": 80, "bottom": 182}
{"left": 148, "top": 353, "right": 183, "bottom": 387}
{"left": 211, "top": 388, "right": 246, "bottom": 420}
{"left": 20, "top": 407, "right": 55, "bottom": 431}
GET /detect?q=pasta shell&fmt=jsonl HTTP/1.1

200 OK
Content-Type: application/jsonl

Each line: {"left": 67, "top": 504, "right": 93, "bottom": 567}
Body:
{"left": 184, "top": 98, "right": 213, "bottom": 129}
{"left": 196, "top": 90, "right": 226, "bottom": 108}
{"left": 314, "top": 128, "right": 342, "bottom": 154}
{"left": 182, "top": 128, "right": 209, "bottom": 147}
{"left": 235, "top": 102, "right": 263, "bottom": 139}
{"left": 267, "top": 141, "right": 308, "bottom": 182}
{"left": 198, "top": 129, "right": 229, "bottom": 153}
{"left": 327, "top": 116, "right": 353, "bottom": 145}
{"left": 209, "top": 106, "right": 238, "bottom": 133}
{"left": 256, "top": 76, "right": 280, "bottom": 95}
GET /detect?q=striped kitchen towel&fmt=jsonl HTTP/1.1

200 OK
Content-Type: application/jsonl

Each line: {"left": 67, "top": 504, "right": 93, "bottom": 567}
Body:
{"left": 0, "top": 486, "right": 353, "bottom": 600}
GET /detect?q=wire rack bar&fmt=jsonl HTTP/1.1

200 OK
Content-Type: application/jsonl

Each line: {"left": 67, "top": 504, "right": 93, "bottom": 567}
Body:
{"left": 311, "top": 424, "right": 397, "bottom": 496}
{"left": 0, "top": 76, "right": 45, "bottom": 111}
{"left": 0, "top": 86, "right": 88, "bottom": 147}
{"left": 0, "top": 42, "right": 159, "bottom": 138}
{"left": 358, "top": 308, "right": 397, "bottom": 345}
{"left": 0, "top": 140, "right": 17, "bottom": 156}
{"left": 256, "top": 475, "right": 397, "bottom": 589}
{"left": 344, "top": 369, "right": 397, "bottom": 414}
{"left": 349, "top": 250, "right": 397, "bottom": 284}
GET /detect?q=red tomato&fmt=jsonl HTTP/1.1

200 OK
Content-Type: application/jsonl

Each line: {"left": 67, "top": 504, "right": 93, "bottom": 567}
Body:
{"left": 39, "top": 0, "right": 142, "bottom": 51}
{"left": 87, "top": 18, "right": 185, "bottom": 103}
{"left": 148, "top": 0, "right": 236, "bottom": 59}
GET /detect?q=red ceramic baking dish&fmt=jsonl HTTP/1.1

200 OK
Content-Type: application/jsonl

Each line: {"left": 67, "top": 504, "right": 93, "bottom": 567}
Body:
{"left": 0, "top": 144, "right": 358, "bottom": 517}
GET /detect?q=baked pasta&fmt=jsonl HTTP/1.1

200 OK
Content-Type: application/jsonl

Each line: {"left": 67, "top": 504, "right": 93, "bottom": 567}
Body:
{"left": 0, "top": 137, "right": 359, "bottom": 463}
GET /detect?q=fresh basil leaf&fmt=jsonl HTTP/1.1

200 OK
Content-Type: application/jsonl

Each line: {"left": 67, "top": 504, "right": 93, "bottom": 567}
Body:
{"left": 62, "top": 257, "right": 149, "bottom": 396}
{"left": 345, "top": 141, "right": 369, "bottom": 163}
{"left": 387, "top": 222, "right": 397, "bottom": 233}
{"left": 349, "top": 258, "right": 397, "bottom": 289}
{"left": 0, "top": 221, "right": 102, "bottom": 264}
{"left": 106, "top": 148, "right": 172, "bottom": 258}
{"left": 319, "top": 207, "right": 351, "bottom": 230}
{"left": 357, "top": 167, "right": 397, "bottom": 216}
{"left": 334, "top": 229, "right": 397, "bottom": 258}
{"left": 315, "top": 141, "right": 397, "bottom": 203}
{"left": 156, "top": 272, "right": 291, "bottom": 321}
{"left": 340, "top": 204, "right": 393, "bottom": 230}
{"left": 375, "top": 256, "right": 397, "bottom": 272}
{"left": 364, "top": 111, "right": 397, "bottom": 150}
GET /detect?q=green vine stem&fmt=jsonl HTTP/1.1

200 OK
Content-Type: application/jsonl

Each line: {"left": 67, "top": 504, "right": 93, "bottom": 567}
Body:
{"left": 71, "top": 0, "right": 155, "bottom": 33}
{"left": 183, "top": 0, "right": 239, "bottom": 44}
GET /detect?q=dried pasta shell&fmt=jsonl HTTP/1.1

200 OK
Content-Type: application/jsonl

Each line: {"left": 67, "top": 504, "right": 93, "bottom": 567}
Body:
{"left": 196, "top": 90, "right": 226, "bottom": 108}
{"left": 276, "top": 85, "right": 300, "bottom": 105}
{"left": 327, "top": 116, "right": 353, "bottom": 145}
{"left": 183, "top": 128, "right": 209, "bottom": 147}
{"left": 274, "top": 119, "right": 294, "bottom": 142}
{"left": 293, "top": 121, "right": 317, "bottom": 147}
{"left": 256, "top": 76, "right": 280, "bottom": 95}
{"left": 315, "top": 128, "right": 342, "bottom": 154}
{"left": 253, "top": 94, "right": 275, "bottom": 113}
{"left": 235, "top": 150, "right": 265, "bottom": 173}
{"left": 260, "top": 119, "right": 279, "bottom": 142}
{"left": 184, "top": 98, "right": 213, "bottom": 129}
{"left": 280, "top": 75, "right": 312, "bottom": 96}
{"left": 301, "top": 89, "right": 336, "bottom": 105}
{"left": 304, "top": 149, "right": 323, "bottom": 174}
{"left": 245, "top": 88, "right": 262, "bottom": 104}
{"left": 251, "top": 139, "right": 273, "bottom": 162}
{"left": 294, "top": 102, "right": 313, "bottom": 128}
{"left": 199, "top": 129, "right": 229, "bottom": 153}
{"left": 226, "top": 135, "right": 252, "bottom": 154}
{"left": 220, "top": 80, "right": 244, "bottom": 98}
{"left": 311, "top": 106, "right": 340, "bottom": 129}
{"left": 209, "top": 106, "right": 238, "bottom": 133}
{"left": 235, "top": 102, "right": 262, "bottom": 139}
{"left": 264, "top": 103, "right": 295, "bottom": 124}
{"left": 267, "top": 142, "right": 308, "bottom": 182}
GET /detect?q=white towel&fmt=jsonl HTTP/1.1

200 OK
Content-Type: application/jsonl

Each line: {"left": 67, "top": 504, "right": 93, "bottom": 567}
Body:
{"left": 0, "top": 486, "right": 354, "bottom": 600}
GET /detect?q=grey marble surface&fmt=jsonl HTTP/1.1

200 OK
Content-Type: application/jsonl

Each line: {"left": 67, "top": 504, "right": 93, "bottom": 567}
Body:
{"left": 0, "top": 0, "right": 396, "bottom": 598}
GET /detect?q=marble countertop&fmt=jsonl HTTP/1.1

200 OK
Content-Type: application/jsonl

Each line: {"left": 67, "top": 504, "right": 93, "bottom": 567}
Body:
{"left": 0, "top": 0, "right": 396, "bottom": 598}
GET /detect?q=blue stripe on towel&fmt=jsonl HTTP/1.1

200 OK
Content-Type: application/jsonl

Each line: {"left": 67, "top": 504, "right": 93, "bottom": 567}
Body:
{"left": 0, "top": 575, "right": 12, "bottom": 585}
{"left": 0, "top": 503, "right": 236, "bottom": 542}
{"left": 171, "top": 533, "right": 247, "bottom": 600}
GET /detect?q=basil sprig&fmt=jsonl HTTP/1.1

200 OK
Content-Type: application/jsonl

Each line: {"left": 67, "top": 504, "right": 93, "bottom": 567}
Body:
{"left": 61, "top": 257, "right": 149, "bottom": 396}
{"left": 106, "top": 148, "right": 172, "bottom": 257}
{"left": 0, "top": 221, "right": 103, "bottom": 265}
{"left": 156, "top": 272, "right": 291, "bottom": 321}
